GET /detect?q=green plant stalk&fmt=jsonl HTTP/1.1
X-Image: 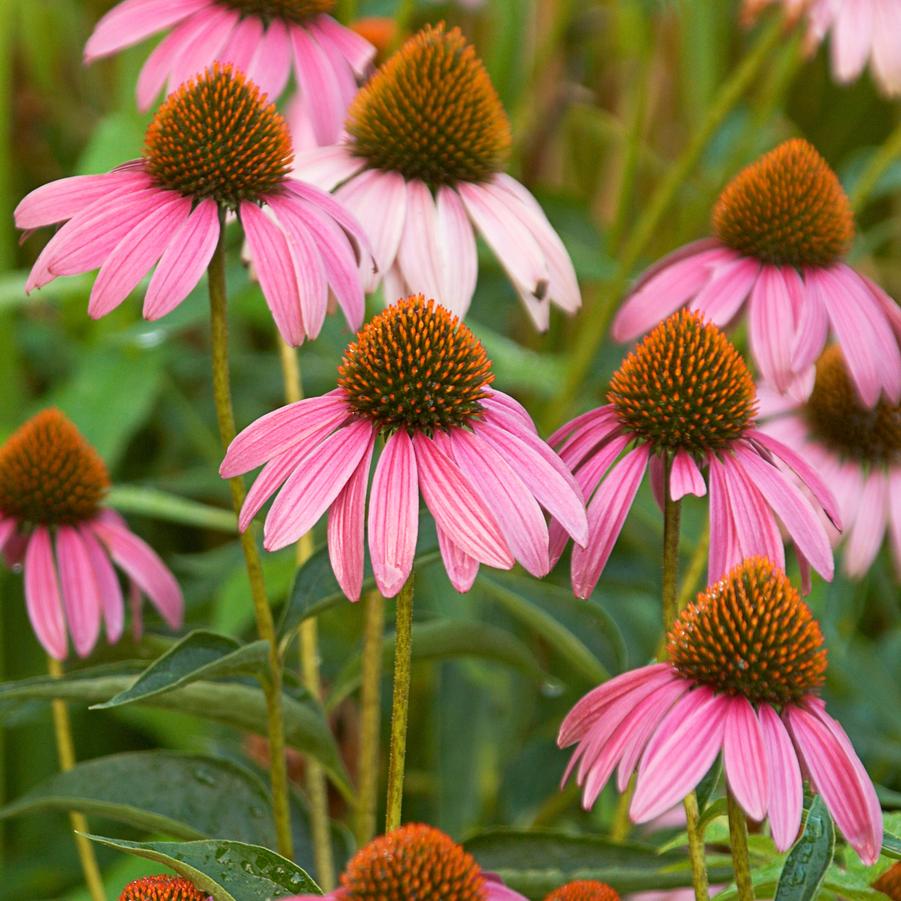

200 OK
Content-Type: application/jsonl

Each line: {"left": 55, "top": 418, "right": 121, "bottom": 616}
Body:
{"left": 48, "top": 657, "right": 106, "bottom": 901}
{"left": 727, "top": 789, "right": 754, "bottom": 901}
{"left": 852, "top": 116, "right": 901, "bottom": 212}
{"left": 552, "top": 13, "right": 787, "bottom": 423}
{"left": 677, "top": 523, "right": 710, "bottom": 612}
{"left": 207, "top": 227, "right": 293, "bottom": 860}
{"left": 388, "top": 0, "right": 415, "bottom": 54}
{"left": 610, "top": 774, "right": 636, "bottom": 842}
{"left": 355, "top": 590, "right": 386, "bottom": 845}
{"left": 684, "top": 791, "right": 711, "bottom": 901}
{"left": 278, "top": 337, "right": 334, "bottom": 889}
{"left": 384, "top": 576, "right": 415, "bottom": 832}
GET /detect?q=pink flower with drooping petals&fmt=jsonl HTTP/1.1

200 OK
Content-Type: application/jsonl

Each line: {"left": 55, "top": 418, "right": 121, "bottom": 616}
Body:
{"left": 759, "top": 345, "right": 901, "bottom": 579}
{"left": 0, "top": 410, "right": 182, "bottom": 660}
{"left": 612, "top": 139, "right": 901, "bottom": 406}
{"left": 295, "top": 24, "right": 581, "bottom": 329}
{"left": 282, "top": 823, "right": 528, "bottom": 900}
{"left": 84, "top": 0, "right": 375, "bottom": 140}
{"left": 15, "top": 65, "right": 371, "bottom": 347}
{"left": 560, "top": 558, "right": 883, "bottom": 865}
{"left": 745, "top": 0, "right": 901, "bottom": 96}
{"left": 550, "top": 310, "right": 839, "bottom": 599}
{"left": 221, "top": 295, "right": 588, "bottom": 600}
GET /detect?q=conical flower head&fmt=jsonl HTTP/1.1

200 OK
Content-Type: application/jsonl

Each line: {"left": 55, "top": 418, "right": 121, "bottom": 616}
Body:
{"left": 340, "top": 824, "right": 485, "bottom": 901}
{"left": 713, "top": 138, "right": 854, "bottom": 268}
{"left": 0, "top": 409, "right": 109, "bottom": 526}
{"left": 607, "top": 309, "right": 757, "bottom": 455}
{"left": 874, "top": 862, "right": 901, "bottom": 899}
{"left": 338, "top": 294, "right": 494, "bottom": 436}
{"left": 544, "top": 882, "right": 621, "bottom": 901}
{"left": 804, "top": 346, "right": 900, "bottom": 467}
{"left": 144, "top": 63, "right": 293, "bottom": 210}
{"left": 216, "top": 0, "right": 333, "bottom": 25}
{"left": 668, "top": 557, "right": 827, "bottom": 706}
{"left": 120, "top": 875, "right": 209, "bottom": 901}
{"left": 346, "top": 23, "right": 511, "bottom": 187}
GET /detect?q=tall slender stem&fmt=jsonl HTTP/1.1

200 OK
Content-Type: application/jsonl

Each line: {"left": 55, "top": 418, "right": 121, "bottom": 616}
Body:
{"left": 207, "top": 226, "right": 294, "bottom": 859}
{"left": 683, "top": 792, "right": 710, "bottom": 901}
{"left": 851, "top": 115, "right": 901, "bottom": 212}
{"left": 48, "top": 657, "right": 105, "bottom": 901}
{"left": 727, "top": 789, "right": 754, "bottom": 901}
{"left": 355, "top": 590, "right": 386, "bottom": 845}
{"left": 384, "top": 576, "right": 414, "bottom": 832}
{"left": 277, "top": 338, "right": 334, "bottom": 888}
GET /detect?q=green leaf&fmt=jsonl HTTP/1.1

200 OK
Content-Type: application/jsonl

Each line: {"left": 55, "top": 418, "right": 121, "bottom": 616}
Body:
{"left": 106, "top": 485, "right": 237, "bottom": 532}
{"left": 92, "top": 631, "right": 268, "bottom": 709}
{"left": 86, "top": 835, "right": 321, "bottom": 901}
{"left": 0, "top": 752, "right": 273, "bottom": 846}
{"left": 774, "top": 796, "right": 835, "bottom": 901}
{"left": 696, "top": 759, "right": 723, "bottom": 812}
{"left": 327, "top": 618, "right": 554, "bottom": 709}
{"left": 882, "top": 832, "right": 901, "bottom": 860}
{"left": 465, "top": 829, "right": 733, "bottom": 895}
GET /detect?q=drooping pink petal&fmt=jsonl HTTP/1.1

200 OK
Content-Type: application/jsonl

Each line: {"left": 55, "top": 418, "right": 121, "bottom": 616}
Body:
{"left": 631, "top": 687, "right": 728, "bottom": 823}
{"left": 436, "top": 526, "right": 479, "bottom": 593}
{"left": 135, "top": 14, "right": 206, "bottom": 111}
{"left": 830, "top": 0, "right": 874, "bottom": 82}
{"left": 481, "top": 387, "right": 537, "bottom": 435}
{"left": 790, "top": 269, "right": 829, "bottom": 375}
{"left": 749, "top": 265, "right": 797, "bottom": 393}
{"left": 144, "top": 198, "right": 220, "bottom": 320}
{"left": 844, "top": 469, "right": 888, "bottom": 577}
{"left": 239, "top": 444, "right": 310, "bottom": 532}
{"left": 670, "top": 449, "right": 706, "bottom": 500}
{"left": 311, "top": 15, "right": 376, "bottom": 76}
{"left": 293, "top": 145, "right": 366, "bottom": 192}
{"left": 412, "top": 433, "right": 513, "bottom": 569}
{"left": 24, "top": 527, "right": 68, "bottom": 660}
{"left": 0, "top": 517, "right": 16, "bottom": 556}
{"left": 708, "top": 454, "right": 741, "bottom": 582}
{"left": 436, "top": 187, "right": 478, "bottom": 316}
{"left": 79, "top": 525, "right": 124, "bottom": 644}
{"left": 483, "top": 874, "right": 529, "bottom": 901}
{"left": 396, "top": 179, "right": 444, "bottom": 303}
{"left": 871, "top": 1, "right": 901, "bottom": 95}
{"left": 246, "top": 19, "right": 292, "bottom": 104}
{"left": 368, "top": 431, "right": 419, "bottom": 599}
{"left": 291, "top": 26, "right": 344, "bottom": 146}
{"left": 571, "top": 445, "right": 649, "bottom": 599}
{"left": 758, "top": 704, "right": 803, "bottom": 853}
{"left": 548, "top": 405, "right": 618, "bottom": 448}
{"left": 890, "top": 469, "right": 901, "bottom": 578}
{"left": 217, "top": 14, "right": 264, "bottom": 75}
{"left": 690, "top": 255, "right": 759, "bottom": 326}
{"left": 55, "top": 526, "right": 102, "bottom": 658}
{"left": 722, "top": 696, "right": 769, "bottom": 822}
{"left": 327, "top": 436, "right": 374, "bottom": 602}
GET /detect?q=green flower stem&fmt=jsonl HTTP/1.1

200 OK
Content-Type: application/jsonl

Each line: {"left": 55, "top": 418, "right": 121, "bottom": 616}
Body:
{"left": 551, "top": 13, "right": 787, "bottom": 424}
{"left": 48, "top": 657, "right": 106, "bottom": 901}
{"left": 851, "top": 115, "right": 901, "bottom": 212}
{"left": 384, "top": 576, "right": 415, "bottom": 832}
{"left": 727, "top": 788, "right": 754, "bottom": 901}
{"left": 278, "top": 337, "right": 334, "bottom": 890}
{"left": 355, "top": 589, "right": 386, "bottom": 845}
{"left": 684, "top": 791, "right": 711, "bottom": 901}
{"left": 207, "top": 226, "right": 293, "bottom": 860}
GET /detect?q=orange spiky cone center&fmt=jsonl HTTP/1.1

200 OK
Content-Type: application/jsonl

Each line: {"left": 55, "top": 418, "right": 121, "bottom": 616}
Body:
{"left": 144, "top": 63, "right": 293, "bottom": 209}
{"left": 0, "top": 409, "right": 109, "bottom": 526}
{"left": 120, "top": 875, "right": 209, "bottom": 901}
{"left": 713, "top": 138, "right": 854, "bottom": 267}
{"left": 668, "top": 557, "right": 827, "bottom": 706}
{"left": 340, "top": 824, "right": 486, "bottom": 901}
{"left": 608, "top": 309, "right": 757, "bottom": 454}
{"left": 544, "top": 880, "right": 622, "bottom": 901}
{"left": 215, "top": 0, "right": 332, "bottom": 25}
{"left": 874, "top": 862, "right": 901, "bottom": 899}
{"left": 338, "top": 294, "right": 494, "bottom": 436}
{"left": 346, "top": 23, "right": 511, "bottom": 187}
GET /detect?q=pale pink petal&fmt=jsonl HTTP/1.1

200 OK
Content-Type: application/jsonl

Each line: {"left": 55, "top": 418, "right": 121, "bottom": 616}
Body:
{"left": 548, "top": 405, "right": 617, "bottom": 447}
{"left": 239, "top": 445, "right": 309, "bottom": 532}
{"left": 871, "top": 2, "right": 901, "bottom": 96}
{"left": 144, "top": 198, "right": 220, "bottom": 319}
{"left": 136, "top": 15, "right": 206, "bottom": 111}
{"left": 749, "top": 265, "right": 797, "bottom": 392}
{"left": 0, "top": 517, "right": 16, "bottom": 556}
{"left": 690, "top": 255, "right": 759, "bottom": 326}
{"left": 758, "top": 704, "right": 803, "bottom": 852}
{"left": 368, "top": 431, "right": 419, "bottom": 599}
{"left": 24, "top": 527, "right": 68, "bottom": 660}
{"left": 722, "top": 696, "right": 769, "bottom": 822}
{"left": 890, "top": 469, "right": 901, "bottom": 578}
{"left": 396, "top": 179, "right": 444, "bottom": 303}
{"left": 311, "top": 15, "right": 375, "bottom": 76}
{"left": 328, "top": 441, "right": 375, "bottom": 602}
{"left": 790, "top": 269, "right": 829, "bottom": 375}
{"left": 670, "top": 449, "right": 706, "bottom": 500}
{"left": 436, "top": 527, "right": 479, "bottom": 593}
{"left": 830, "top": 0, "right": 873, "bottom": 82}
{"left": 291, "top": 27, "right": 344, "bottom": 146}
{"left": 861, "top": 275, "right": 901, "bottom": 346}
{"left": 217, "top": 15, "right": 264, "bottom": 74}
{"left": 436, "top": 186, "right": 478, "bottom": 316}
{"left": 708, "top": 454, "right": 742, "bottom": 582}
{"left": 79, "top": 525, "right": 124, "bottom": 644}
{"left": 481, "top": 387, "right": 537, "bottom": 435}
{"left": 844, "top": 469, "right": 888, "bottom": 577}
{"left": 293, "top": 144, "right": 365, "bottom": 191}
{"left": 246, "top": 20, "right": 292, "bottom": 103}
{"left": 55, "top": 526, "right": 102, "bottom": 658}
{"left": 484, "top": 875, "right": 529, "bottom": 901}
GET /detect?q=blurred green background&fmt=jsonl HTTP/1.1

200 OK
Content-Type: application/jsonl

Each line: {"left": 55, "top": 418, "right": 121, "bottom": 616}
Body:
{"left": 0, "top": 0, "right": 899, "bottom": 898}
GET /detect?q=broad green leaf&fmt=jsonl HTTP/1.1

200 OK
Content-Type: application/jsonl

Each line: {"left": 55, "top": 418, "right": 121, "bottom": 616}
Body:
{"left": 86, "top": 835, "right": 320, "bottom": 901}
{"left": 465, "top": 829, "right": 733, "bottom": 895}
{"left": 0, "top": 752, "right": 273, "bottom": 845}
{"left": 882, "top": 832, "right": 901, "bottom": 860}
{"left": 327, "top": 618, "right": 553, "bottom": 709}
{"left": 93, "top": 631, "right": 268, "bottom": 709}
{"left": 696, "top": 759, "right": 723, "bottom": 812}
{"left": 774, "top": 796, "right": 835, "bottom": 901}
{"left": 106, "top": 485, "right": 236, "bottom": 532}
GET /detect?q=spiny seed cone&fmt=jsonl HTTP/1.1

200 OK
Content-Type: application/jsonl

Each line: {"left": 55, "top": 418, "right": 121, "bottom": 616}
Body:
{"left": 215, "top": 0, "right": 333, "bottom": 26}
{"left": 346, "top": 22, "right": 511, "bottom": 187}
{"left": 338, "top": 294, "right": 493, "bottom": 436}
{"left": 120, "top": 875, "right": 209, "bottom": 901}
{"left": 668, "top": 557, "right": 827, "bottom": 706}
{"left": 0, "top": 409, "right": 109, "bottom": 526}
{"left": 873, "top": 862, "right": 901, "bottom": 900}
{"left": 713, "top": 138, "right": 854, "bottom": 268}
{"left": 340, "top": 823, "right": 486, "bottom": 901}
{"left": 144, "top": 63, "right": 293, "bottom": 209}
{"left": 805, "top": 346, "right": 900, "bottom": 466}
{"left": 607, "top": 310, "right": 757, "bottom": 454}
{"left": 544, "top": 881, "right": 622, "bottom": 901}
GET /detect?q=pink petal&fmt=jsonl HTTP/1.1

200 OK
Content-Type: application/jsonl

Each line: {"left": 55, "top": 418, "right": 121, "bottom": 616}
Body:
{"left": 55, "top": 526, "right": 102, "bottom": 658}
{"left": 722, "top": 696, "right": 769, "bottom": 822}
{"left": 690, "top": 255, "right": 759, "bottom": 326}
{"left": 368, "top": 431, "right": 419, "bottom": 598}
{"left": 310, "top": 15, "right": 375, "bottom": 75}
{"left": 291, "top": 26, "right": 344, "bottom": 146}
{"left": 136, "top": 14, "right": 206, "bottom": 111}
{"left": 396, "top": 179, "right": 444, "bottom": 303}
{"left": 670, "top": 449, "right": 706, "bottom": 500}
{"left": 79, "top": 525, "right": 124, "bottom": 644}
{"left": 436, "top": 527, "right": 479, "bottom": 593}
{"left": 239, "top": 444, "right": 309, "bottom": 532}
{"left": 890, "top": 469, "right": 901, "bottom": 578}
{"left": 844, "top": 469, "right": 888, "bottom": 576}
{"left": 24, "top": 527, "right": 68, "bottom": 660}
{"left": 293, "top": 144, "right": 365, "bottom": 192}
{"left": 790, "top": 270, "right": 829, "bottom": 375}
{"left": 548, "top": 405, "right": 617, "bottom": 447}
{"left": 708, "top": 454, "right": 742, "bottom": 582}
{"left": 758, "top": 704, "right": 803, "bottom": 852}
{"left": 246, "top": 20, "right": 292, "bottom": 103}
{"left": 481, "top": 387, "right": 538, "bottom": 436}
{"left": 830, "top": 0, "right": 873, "bottom": 81}
{"left": 749, "top": 265, "right": 797, "bottom": 393}
{"left": 217, "top": 15, "right": 263, "bottom": 74}
{"left": 436, "top": 186, "right": 478, "bottom": 316}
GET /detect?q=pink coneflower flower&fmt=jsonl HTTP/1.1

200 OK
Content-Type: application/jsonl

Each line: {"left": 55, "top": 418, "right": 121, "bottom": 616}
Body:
{"left": 760, "top": 345, "right": 900, "bottom": 578}
{"left": 0, "top": 410, "right": 182, "bottom": 660}
{"left": 121, "top": 875, "right": 211, "bottom": 901}
{"left": 550, "top": 310, "right": 839, "bottom": 598}
{"left": 84, "top": 0, "right": 375, "bottom": 140}
{"left": 745, "top": 0, "right": 901, "bottom": 96}
{"left": 543, "top": 883, "right": 620, "bottom": 901}
{"left": 612, "top": 139, "right": 901, "bottom": 406}
{"left": 15, "top": 65, "right": 370, "bottom": 347}
{"left": 559, "top": 558, "right": 883, "bottom": 864}
{"left": 221, "top": 294, "right": 588, "bottom": 600}
{"left": 295, "top": 24, "right": 581, "bottom": 329}
{"left": 282, "top": 823, "right": 527, "bottom": 900}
